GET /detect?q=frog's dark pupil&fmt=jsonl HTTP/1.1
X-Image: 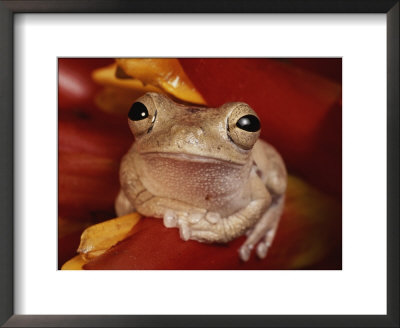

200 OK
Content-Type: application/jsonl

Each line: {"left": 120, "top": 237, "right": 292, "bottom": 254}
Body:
{"left": 128, "top": 102, "right": 149, "bottom": 121}
{"left": 236, "top": 115, "right": 260, "bottom": 132}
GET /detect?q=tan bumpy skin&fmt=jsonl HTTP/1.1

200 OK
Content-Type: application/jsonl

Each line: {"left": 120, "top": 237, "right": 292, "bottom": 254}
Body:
{"left": 116, "top": 92, "right": 287, "bottom": 261}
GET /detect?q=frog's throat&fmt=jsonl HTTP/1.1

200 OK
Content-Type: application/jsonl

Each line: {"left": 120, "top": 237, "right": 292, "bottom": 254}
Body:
{"left": 139, "top": 151, "right": 247, "bottom": 166}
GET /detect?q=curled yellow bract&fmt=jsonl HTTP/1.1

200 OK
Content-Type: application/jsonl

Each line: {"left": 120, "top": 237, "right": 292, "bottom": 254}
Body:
{"left": 92, "top": 59, "right": 206, "bottom": 115}
{"left": 61, "top": 212, "right": 141, "bottom": 270}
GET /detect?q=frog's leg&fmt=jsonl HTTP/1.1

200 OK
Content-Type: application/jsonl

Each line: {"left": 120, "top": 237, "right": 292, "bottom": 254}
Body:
{"left": 252, "top": 139, "right": 287, "bottom": 196}
{"left": 185, "top": 171, "right": 272, "bottom": 244}
{"left": 115, "top": 189, "right": 135, "bottom": 217}
{"left": 185, "top": 149, "right": 286, "bottom": 261}
{"left": 236, "top": 139, "right": 287, "bottom": 260}
{"left": 238, "top": 195, "right": 285, "bottom": 261}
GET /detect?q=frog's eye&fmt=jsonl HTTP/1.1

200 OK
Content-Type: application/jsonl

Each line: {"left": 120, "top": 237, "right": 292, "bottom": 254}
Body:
{"left": 227, "top": 104, "right": 261, "bottom": 150}
{"left": 128, "top": 101, "right": 156, "bottom": 136}
{"left": 128, "top": 102, "right": 149, "bottom": 121}
{"left": 236, "top": 115, "right": 260, "bottom": 132}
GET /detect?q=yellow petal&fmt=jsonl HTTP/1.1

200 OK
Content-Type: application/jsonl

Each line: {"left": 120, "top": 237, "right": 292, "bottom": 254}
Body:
{"left": 77, "top": 212, "right": 141, "bottom": 261}
{"left": 92, "top": 63, "right": 162, "bottom": 92}
{"left": 116, "top": 58, "right": 206, "bottom": 105}
{"left": 93, "top": 59, "right": 206, "bottom": 109}
{"left": 61, "top": 255, "right": 86, "bottom": 270}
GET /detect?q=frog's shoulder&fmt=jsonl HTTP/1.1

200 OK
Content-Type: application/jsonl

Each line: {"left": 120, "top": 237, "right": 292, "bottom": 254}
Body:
{"left": 251, "top": 139, "right": 287, "bottom": 192}
{"left": 252, "top": 139, "right": 281, "bottom": 163}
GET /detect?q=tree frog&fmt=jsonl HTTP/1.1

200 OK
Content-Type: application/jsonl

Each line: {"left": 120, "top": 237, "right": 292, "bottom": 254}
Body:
{"left": 116, "top": 92, "right": 287, "bottom": 261}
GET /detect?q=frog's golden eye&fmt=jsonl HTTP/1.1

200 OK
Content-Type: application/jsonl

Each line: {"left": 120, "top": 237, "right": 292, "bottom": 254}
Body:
{"left": 227, "top": 104, "right": 261, "bottom": 150}
{"left": 128, "top": 102, "right": 149, "bottom": 121}
{"left": 128, "top": 101, "right": 156, "bottom": 136}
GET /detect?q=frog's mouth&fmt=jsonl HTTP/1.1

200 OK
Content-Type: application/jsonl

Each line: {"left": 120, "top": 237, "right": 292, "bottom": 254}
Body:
{"left": 139, "top": 151, "right": 245, "bottom": 167}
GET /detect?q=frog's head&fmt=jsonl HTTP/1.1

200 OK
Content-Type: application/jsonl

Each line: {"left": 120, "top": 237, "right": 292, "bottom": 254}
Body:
{"left": 127, "top": 92, "right": 261, "bottom": 165}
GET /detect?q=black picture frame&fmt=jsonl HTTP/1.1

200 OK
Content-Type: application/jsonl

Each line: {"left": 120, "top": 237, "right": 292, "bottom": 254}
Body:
{"left": 0, "top": 1, "right": 398, "bottom": 327}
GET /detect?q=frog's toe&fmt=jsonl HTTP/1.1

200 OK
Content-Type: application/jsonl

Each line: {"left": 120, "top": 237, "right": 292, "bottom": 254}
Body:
{"left": 256, "top": 242, "right": 269, "bottom": 259}
{"left": 265, "top": 229, "right": 276, "bottom": 246}
{"left": 239, "top": 244, "right": 253, "bottom": 262}
{"left": 178, "top": 221, "right": 191, "bottom": 241}
{"left": 205, "top": 212, "right": 221, "bottom": 224}
{"left": 255, "top": 229, "right": 275, "bottom": 259}
{"left": 188, "top": 212, "right": 204, "bottom": 224}
{"left": 163, "top": 210, "right": 177, "bottom": 228}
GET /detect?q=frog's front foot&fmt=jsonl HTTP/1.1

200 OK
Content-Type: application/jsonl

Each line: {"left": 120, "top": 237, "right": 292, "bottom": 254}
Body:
{"left": 163, "top": 209, "right": 222, "bottom": 242}
{"left": 163, "top": 209, "right": 179, "bottom": 228}
{"left": 162, "top": 210, "right": 198, "bottom": 240}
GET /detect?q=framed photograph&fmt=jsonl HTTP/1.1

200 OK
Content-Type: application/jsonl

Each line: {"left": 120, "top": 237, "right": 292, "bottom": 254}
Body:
{"left": 0, "top": 1, "right": 398, "bottom": 327}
